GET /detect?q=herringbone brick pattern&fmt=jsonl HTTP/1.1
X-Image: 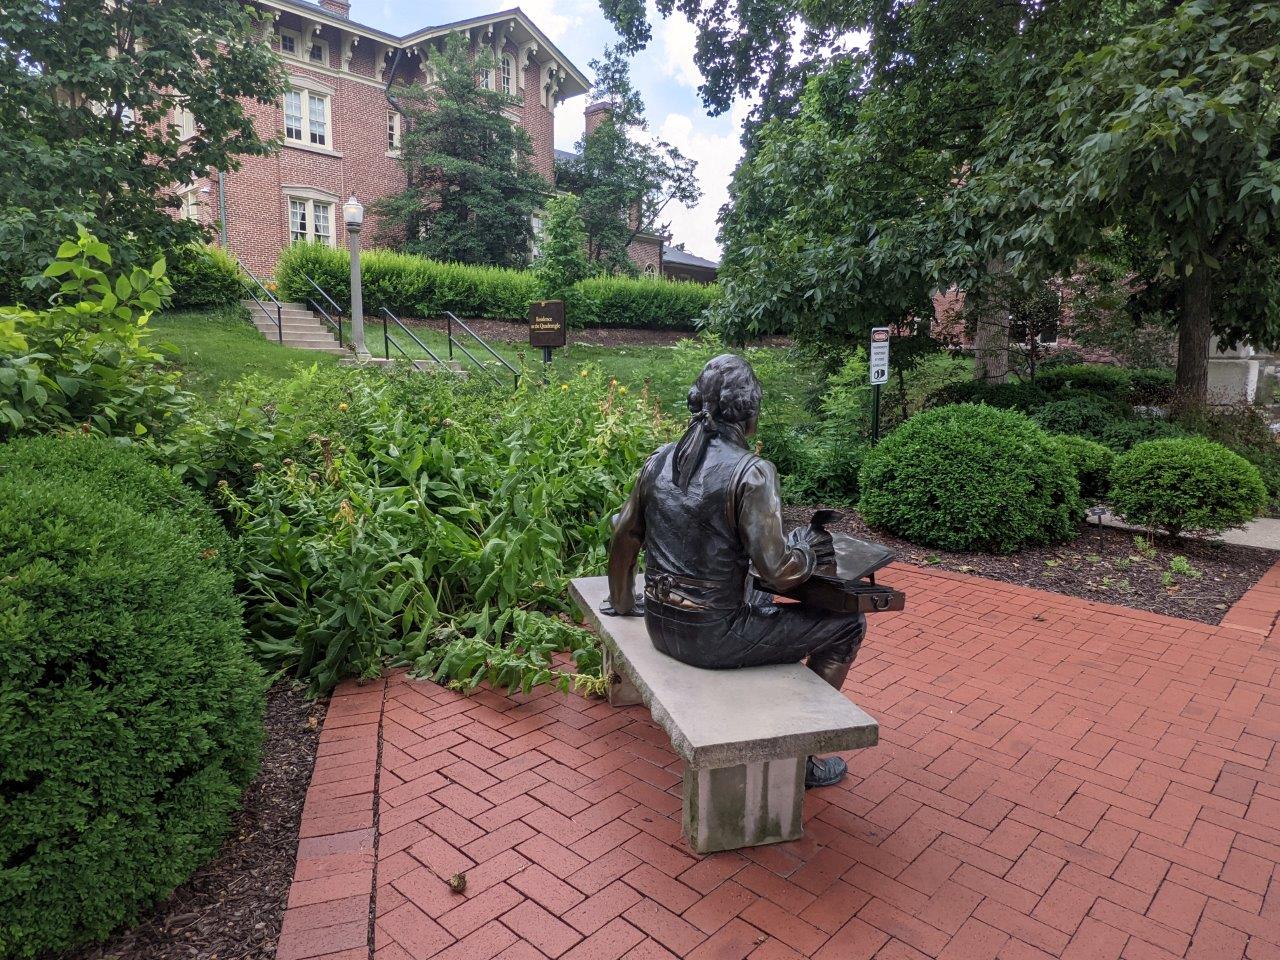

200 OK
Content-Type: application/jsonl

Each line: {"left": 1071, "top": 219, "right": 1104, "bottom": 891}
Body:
{"left": 278, "top": 561, "right": 1280, "bottom": 960}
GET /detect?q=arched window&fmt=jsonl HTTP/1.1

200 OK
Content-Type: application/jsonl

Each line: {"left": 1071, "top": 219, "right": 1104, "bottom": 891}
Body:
{"left": 501, "top": 55, "right": 513, "bottom": 95}
{"left": 644, "top": 263, "right": 657, "bottom": 276}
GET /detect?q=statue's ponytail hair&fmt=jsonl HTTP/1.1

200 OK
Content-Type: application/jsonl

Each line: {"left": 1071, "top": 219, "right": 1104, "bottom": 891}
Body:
{"left": 671, "top": 354, "right": 762, "bottom": 490}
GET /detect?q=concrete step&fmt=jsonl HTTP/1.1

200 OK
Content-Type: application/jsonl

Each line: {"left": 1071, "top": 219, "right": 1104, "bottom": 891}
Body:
{"left": 281, "top": 337, "right": 343, "bottom": 349}
{"left": 253, "top": 322, "right": 336, "bottom": 335}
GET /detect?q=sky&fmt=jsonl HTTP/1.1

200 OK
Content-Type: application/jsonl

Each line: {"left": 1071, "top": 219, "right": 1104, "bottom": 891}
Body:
{"left": 364, "top": 0, "right": 743, "bottom": 260}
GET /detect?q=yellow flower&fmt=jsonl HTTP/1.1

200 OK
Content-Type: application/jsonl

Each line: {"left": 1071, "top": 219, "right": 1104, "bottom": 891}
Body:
{"left": 618, "top": 386, "right": 627, "bottom": 395}
{"left": 338, "top": 402, "right": 348, "bottom": 412}
{"left": 561, "top": 383, "right": 569, "bottom": 391}
{"left": 579, "top": 369, "right": 589, "bottom": 378}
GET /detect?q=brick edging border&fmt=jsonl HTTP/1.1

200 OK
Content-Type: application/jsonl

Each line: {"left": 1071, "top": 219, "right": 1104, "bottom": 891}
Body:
{"left": 276, "top": 678, "right": 386, "bottom": 960}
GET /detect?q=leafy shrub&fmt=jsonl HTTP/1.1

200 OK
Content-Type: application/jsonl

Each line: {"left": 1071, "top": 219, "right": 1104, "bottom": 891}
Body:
{"left": 1030, "top": 393, "right": 1130, "bottom": 440}
{"left": 858, "top": 404, "right": 1081, "bottom": 553}
{"left": 1173, "top": 402, "right": 1280, "bottom": 512}
{"left": 1109, "top": 437, "right": 1267, "bottom": 536}
{"left": 207, "top": 363, "right": 667, "bottom": 694}
{"left": 274, "top": 242, "right": 718, "bottom": 330}
{"left": 167, "top": 244, "right": 244, "bottom": 309}
{"left": 0, "top": 437, "right": 262, "bottom": 957}
{"left": 1036, "top": 363, "right": 1132, "bottom": 400}
{"left": 927, "top": 378, "right": 1052, "bottom": 411}
{"left": 1128, "top": 368, "right": 1176, "bottom": 405}
{"left": 567, "top": 274, "right": 721, "bottom": 330}
{"left": 1053, "top": 434, "right": 1115, "bottom": 502}
{"left": 1096, "top": 415, "right": 1188, "bottom": 451}
{"left": 0, "top": 228, "right": 190, "bottom": 440}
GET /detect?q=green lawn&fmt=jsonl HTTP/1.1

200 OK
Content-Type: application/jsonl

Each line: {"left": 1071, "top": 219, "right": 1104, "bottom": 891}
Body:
{"left": 151, "top": 307, "right": 339, "bottom": 399}
{"left": 153, "top": 309, "right": 821, "bottom": 426}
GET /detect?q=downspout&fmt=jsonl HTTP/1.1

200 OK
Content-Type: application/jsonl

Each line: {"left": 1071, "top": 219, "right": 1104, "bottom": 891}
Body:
{"left": 217, "top": 170, "right": 228, "bottom": 247}
{"left": 383, "top": 48, "right": 404, "bottom": 113}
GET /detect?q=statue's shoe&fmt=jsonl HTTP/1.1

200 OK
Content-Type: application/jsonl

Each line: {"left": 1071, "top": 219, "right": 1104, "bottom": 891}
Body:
{"left": 805, "top": 755, "right": 848, "bottom": 789}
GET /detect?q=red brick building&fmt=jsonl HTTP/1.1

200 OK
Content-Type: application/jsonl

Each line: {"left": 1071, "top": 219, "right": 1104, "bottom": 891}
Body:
{"left": 178, "top": 0, "right": 590, "bottom": 277}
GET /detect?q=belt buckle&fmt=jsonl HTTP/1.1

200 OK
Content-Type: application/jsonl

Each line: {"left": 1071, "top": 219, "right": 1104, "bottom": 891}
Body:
{"left": 652, "top": 573, "right": 675, "bottom": 603}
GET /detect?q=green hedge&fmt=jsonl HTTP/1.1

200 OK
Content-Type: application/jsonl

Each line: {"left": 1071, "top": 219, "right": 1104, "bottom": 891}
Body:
{"left": 274, "top": 242, "right": 718, "bottom": 330}
{"left": 1053, "top": 434, "right": 1115, "bottom": 502}
{"left": 0, "top": 436, "right": 263, "bottom": 957}
{"left": 1110, "top": 437, "right": 1266, "bottom": 536}
{"left": 858, "top": 404, "right": 1081, "bottom": 553}
{"left": 167, "top": 244, "right": 244, "bottom": 310}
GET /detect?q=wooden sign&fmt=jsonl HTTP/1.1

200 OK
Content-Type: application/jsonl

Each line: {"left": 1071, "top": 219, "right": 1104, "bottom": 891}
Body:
{"left": 528, "top": 300, "right": 566, "bottom": 348}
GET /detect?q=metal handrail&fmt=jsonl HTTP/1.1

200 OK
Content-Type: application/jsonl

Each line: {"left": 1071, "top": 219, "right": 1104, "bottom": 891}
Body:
{"left": 302, "top": 273, "right": 344, "bottom": 318}
{"left": 379, "top": 307, "right": 445, "bottom": 367}
{"left": 242, "top": 273, "right": 282, "bottom": 343}
{"left": 307, "top": 298, "right": 343, "bottom": 348}
{"left": 444, "top": 311, "right": 519, "bottom": 388}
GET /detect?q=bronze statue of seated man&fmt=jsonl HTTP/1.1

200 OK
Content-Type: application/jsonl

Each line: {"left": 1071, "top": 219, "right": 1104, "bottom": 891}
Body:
{"left": 601, "top": 354, "right": 866, "bottom": 788}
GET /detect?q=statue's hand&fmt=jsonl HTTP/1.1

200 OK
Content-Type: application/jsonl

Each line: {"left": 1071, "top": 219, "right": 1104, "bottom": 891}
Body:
{"left": 788, "top": 526, "right": 836, "bottom": 568}
{"left": 600, "top": 596, "right": 645, "bottom": 617}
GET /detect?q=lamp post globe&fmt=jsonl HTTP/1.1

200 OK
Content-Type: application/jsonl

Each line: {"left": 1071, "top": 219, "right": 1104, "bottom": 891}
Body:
{"left": 344, "top": 196, "right": 369, "bottom": 359}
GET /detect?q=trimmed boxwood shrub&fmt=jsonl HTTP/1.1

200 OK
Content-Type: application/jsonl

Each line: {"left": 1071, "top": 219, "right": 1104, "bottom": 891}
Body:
{"left": 0, "top": 436, "right": 263, "bottom": 957}
{"left": 1053, "top": 434, "right": 1115, "bottom": 502}
{"left": 858, "top": 404, "right": 1081, "bottom": 553}
{"left": 1128, "top": 368, "right": 1176, "bottom": 405}
{"left": 273, "top": 242, "right": 718, "bottom": 330}
{"left": 1109, "top": 437, "right": 1267, "bottom": 536}
{"left": 927, "top": 378, "right": 1052, "bottom": 411}
{"left": 167, "top": 244, "right": 245, "bottom": 310}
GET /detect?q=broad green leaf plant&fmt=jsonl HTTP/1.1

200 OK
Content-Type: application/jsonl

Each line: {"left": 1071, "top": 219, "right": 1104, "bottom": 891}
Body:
{"left": 0, "top": 227, "right": 188, "bottom": 438}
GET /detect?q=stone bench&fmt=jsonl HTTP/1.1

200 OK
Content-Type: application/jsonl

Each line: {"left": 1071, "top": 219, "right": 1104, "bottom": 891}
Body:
{"left": 570, "top": 576, "right": 879, "bottom": 853}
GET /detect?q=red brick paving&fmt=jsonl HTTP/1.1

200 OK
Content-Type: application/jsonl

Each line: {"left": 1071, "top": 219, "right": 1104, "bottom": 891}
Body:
{"left": 277, "top": 561, "right": 1280, "bottom": 960}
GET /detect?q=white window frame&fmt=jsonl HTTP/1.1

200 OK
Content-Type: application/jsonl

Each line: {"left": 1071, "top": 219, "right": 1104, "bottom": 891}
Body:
{"left": 179, "top": 185, "right": 202, "bottom": 222}
{"left": 530, "top": 214, "right": 543, "bottom": 258}
{"left": 278, "top": 27, "right": 302, "bottom": 58}
{"left": 283, "top": 83, "right": 332, "bottom": 150}
{"left": 644, "top": 263, "right": 657, "bottom": 277}
{"left": 307, "top": 36, "right": 330, "bottom": 66}
{"left": 286, "top": 194, "right": 337, "bottom": 247}
{"left": 480, "top": 65, "right": 492, "bottom": 90}
{"left": 387, "top": 109, "right": 401, "bottom": 153}
{"left": 501, "top": 55, "right": 514, "bottom": 95}
{"left": 175, "top": 106, "right": 197, "bottom": 141}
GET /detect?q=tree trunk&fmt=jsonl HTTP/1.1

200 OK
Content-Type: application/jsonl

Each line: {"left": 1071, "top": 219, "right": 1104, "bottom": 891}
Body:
{"left": 972, "top": 259, "right": 1010, "bottom": 382}
{"left": 1174, "top": 267, "right": 1212, "bottom": 405}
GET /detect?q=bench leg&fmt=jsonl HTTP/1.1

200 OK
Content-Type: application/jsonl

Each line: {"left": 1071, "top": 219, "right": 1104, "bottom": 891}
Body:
{"left": 602, "top": 648, "right": 643, "bottom": 707}
{"left": 683, "top": 757, "right": 805, "bottom": 853}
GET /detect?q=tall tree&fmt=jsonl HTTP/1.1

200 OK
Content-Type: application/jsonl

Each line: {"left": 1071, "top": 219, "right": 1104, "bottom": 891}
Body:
{"left": 0, "top": 0, "right": 284, "bottom": 296}
{"left": 952, "top": 0, "right": 1280, "bottom": 402}
{"left": 376, "top": 32, "right": 548, "bottom": 267}
{"left": 533, "top": 193, "right": 591, "bottom": 300}
{"left": 556, "top": 47, "right": 700, "bottom": 274}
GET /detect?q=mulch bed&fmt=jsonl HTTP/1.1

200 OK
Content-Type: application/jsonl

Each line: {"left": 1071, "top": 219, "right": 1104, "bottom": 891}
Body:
{"left": 783, "top": 505, "right": 1278, "bottom": 625}
{"left": 76, "top": 683, "right": 326, "bottom": 960}
{"left": 409, "top": 316, "right": 791, "bottom": 349}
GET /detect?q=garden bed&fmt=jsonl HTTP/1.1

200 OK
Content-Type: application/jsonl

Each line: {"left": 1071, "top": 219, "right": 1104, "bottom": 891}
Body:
{"left": 783, "top": 505, "right": 1278, "bottom": 624}
{"left": 74, "top": 683, "right": 326, "bottom": 960}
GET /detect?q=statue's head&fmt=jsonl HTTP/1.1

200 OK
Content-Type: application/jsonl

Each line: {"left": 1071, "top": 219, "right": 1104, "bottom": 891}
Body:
{"left": 688, "top": 354, "right": 762, "bottom": 437}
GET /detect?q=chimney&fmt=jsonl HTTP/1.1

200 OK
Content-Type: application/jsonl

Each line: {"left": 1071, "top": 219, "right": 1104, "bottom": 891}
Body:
{"left": 584, "top": 101, "right": 613, "bottom": 136}
{"left": 318, "top": 0, "right": 351, "bottom": 17}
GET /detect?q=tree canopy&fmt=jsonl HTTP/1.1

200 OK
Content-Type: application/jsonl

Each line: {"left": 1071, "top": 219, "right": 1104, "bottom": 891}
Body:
{"left": 0, "top": 0, "right": 284, "bottom": 297}
{"left": 556, "top": 47, "right": 700, "bottom": 274}
{"left": 375, "top": 32, "right": 548, "bottom": 268}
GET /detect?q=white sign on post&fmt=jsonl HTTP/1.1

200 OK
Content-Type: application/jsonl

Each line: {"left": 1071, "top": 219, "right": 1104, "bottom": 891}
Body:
{"left": 869, "top": 327, "right": 890, "bottom": 384}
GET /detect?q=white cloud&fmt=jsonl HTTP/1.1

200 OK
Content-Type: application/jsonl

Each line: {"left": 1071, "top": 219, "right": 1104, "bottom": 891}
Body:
{"left": 657, "top": 14, "right": 703, "bottom": 91}
{"left": 514, "top": 0, "right": 589, "bottom": 42}
{"left": 655, "top": 111, "right": 742, "bottom": 258}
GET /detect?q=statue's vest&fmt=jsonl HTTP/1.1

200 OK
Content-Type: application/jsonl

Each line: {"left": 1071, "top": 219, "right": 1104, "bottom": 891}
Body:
{"left": 642, "top": 437, "right": 758, "bottom": 613}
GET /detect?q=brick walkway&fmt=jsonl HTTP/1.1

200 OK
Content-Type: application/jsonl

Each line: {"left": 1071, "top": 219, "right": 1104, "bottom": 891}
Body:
{"left": 278, "top": 561, "right": 1280, "bottom": 960}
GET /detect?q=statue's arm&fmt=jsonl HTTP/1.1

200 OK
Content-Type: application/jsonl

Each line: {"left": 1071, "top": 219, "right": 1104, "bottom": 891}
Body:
{"left": 737, "top": 460, "right": 816, "bottom": 591}
{"left": 604, "top": 462, "right": 649, "bottom": 616}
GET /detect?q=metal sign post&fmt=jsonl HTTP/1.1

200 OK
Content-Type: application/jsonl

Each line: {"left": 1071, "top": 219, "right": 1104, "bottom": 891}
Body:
{"left": 869, "top": 327, "right": 890, "bottom": 443}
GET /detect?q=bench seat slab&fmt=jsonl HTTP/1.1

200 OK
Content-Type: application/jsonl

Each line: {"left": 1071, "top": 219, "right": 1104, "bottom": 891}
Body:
{"left": 684, "top": 757, "right": 805, "bottom": 853}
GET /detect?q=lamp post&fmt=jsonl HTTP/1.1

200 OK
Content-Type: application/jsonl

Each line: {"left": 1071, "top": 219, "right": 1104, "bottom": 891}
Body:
{"left": 343, "top": 195, "right": 370, "bottom": 360}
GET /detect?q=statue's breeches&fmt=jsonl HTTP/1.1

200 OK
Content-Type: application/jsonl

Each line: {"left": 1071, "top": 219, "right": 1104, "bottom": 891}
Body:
{"left": 645, "top": 588, "right": 865, "bottom": 671}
